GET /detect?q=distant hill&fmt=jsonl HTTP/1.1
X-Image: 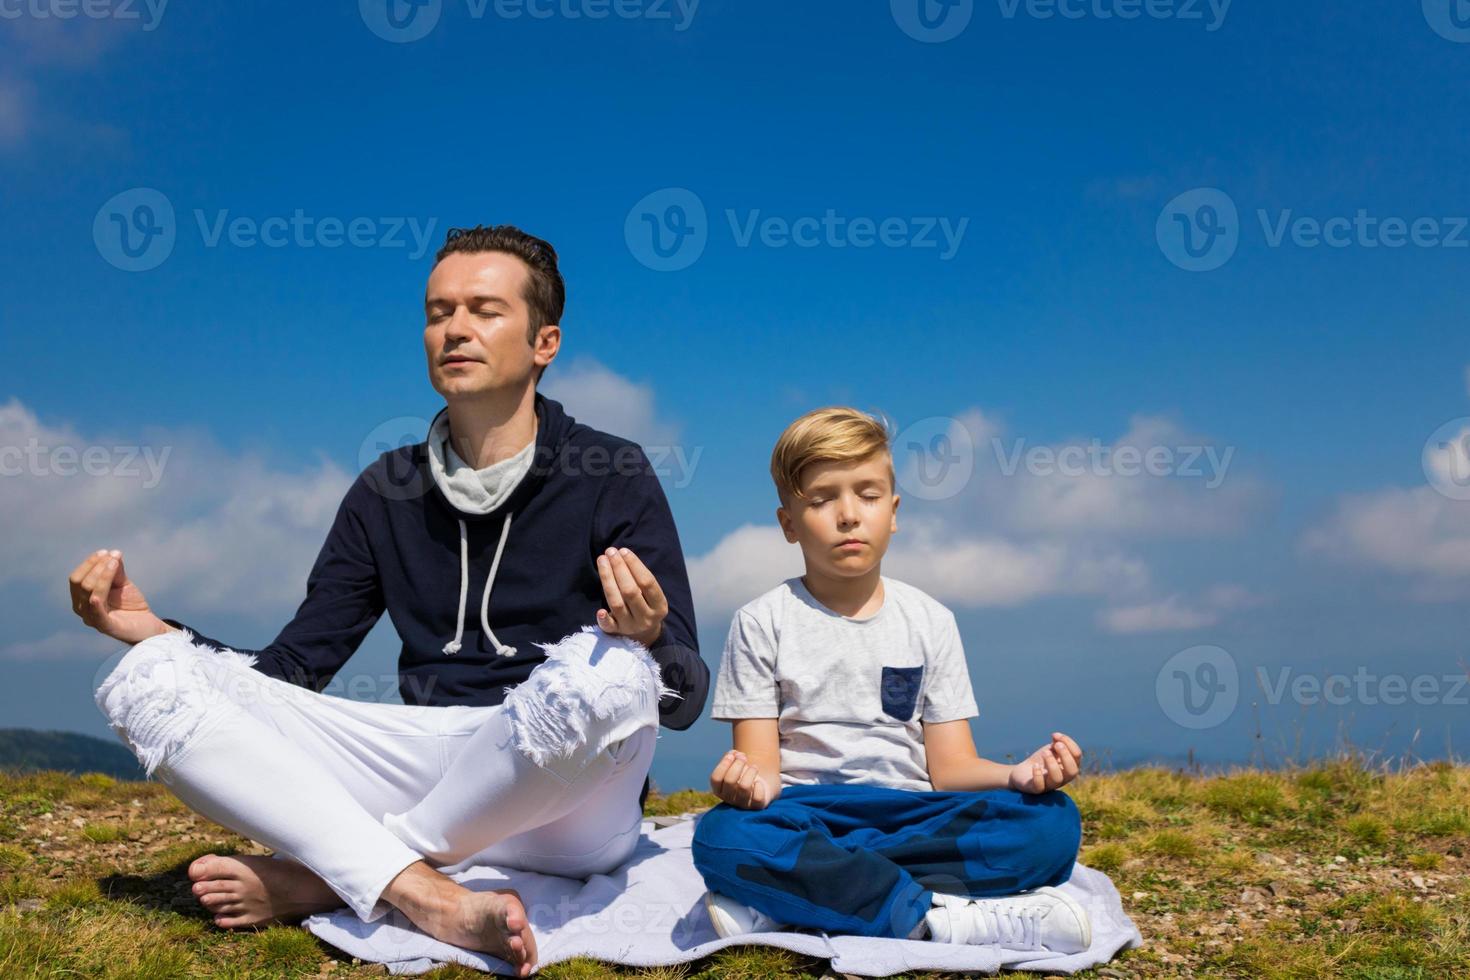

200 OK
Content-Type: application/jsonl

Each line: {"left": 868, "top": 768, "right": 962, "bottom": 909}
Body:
{"left": 0, "top": 728, "right": 145, "bottom": 780}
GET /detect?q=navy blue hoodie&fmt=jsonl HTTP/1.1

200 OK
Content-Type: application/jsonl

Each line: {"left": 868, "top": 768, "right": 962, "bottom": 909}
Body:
{"left": 163, "top": 393, "right": 708, "bottom": 730}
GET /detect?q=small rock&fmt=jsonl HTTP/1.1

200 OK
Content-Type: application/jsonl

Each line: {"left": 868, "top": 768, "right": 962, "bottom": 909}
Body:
{"left": 40, "top": 812, "right": 54, "bottom": 821}
{"left": 1267, "top": 880, "right": 1288, "bottom": 896}
{"left": 1131, "top": 891, "right": 1149, "bottom": 900}
{"left": 1411, "top": 875, "right": 1427, "bottom": 891}
{"left": 71, "top": 817, "right": 85, "bottom": 828}
{"left": 130, "top": 799, "right": 142, "bottom": 807}
{"left": 1334, "top": 855, "right": 1348, "bottom": 864}
{"left": 1240, "top": 887, "right": 1269, "bottom": 906}
{"left": 17, "top": 899, "right": 44, "bottom": 913}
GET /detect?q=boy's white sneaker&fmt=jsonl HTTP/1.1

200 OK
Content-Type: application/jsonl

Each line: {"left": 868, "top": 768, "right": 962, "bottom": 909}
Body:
{"left": 923, "top": 887, "right": 1091, "bottom": 953}
{"left": 703, "top": 891, "right": 783, "bottom": 937}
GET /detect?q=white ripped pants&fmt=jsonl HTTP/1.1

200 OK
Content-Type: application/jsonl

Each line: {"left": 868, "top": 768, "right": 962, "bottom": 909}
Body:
{"left": 93, "top": 624, "right": 669, "bottom": 923}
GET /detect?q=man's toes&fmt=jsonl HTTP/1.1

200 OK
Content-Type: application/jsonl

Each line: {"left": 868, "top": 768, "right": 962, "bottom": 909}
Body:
{"left": 189, "top": 854, "right": 229, "bottom": 881}
{"left": 192, "top": 878, "right": 233, "bottom": 897}
{"left": 198, "top": 892, "right": 233, "bottom": 911}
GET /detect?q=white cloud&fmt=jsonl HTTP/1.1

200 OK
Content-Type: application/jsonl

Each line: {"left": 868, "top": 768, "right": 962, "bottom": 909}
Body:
{"left": 541, "top": 359, "right": 682, "bottom": 450}
{"left": 978, "top": 414, "right": 1262, "bottom": 537}
{"left": 1096, "top": 585, "right": 1265, "bottom": 635}
{"left": 686, "top": 524, "right": 804, "bottom": 619}
{"left": 884, "top": 517, "right": 1150, "bottom": 609}
{"left": 1301, "top": 485, "right": 1470, "bottom": 587}
{"left": 0, "top": 398, "right": 353, "bottom": 660}
{"left": 1, "top": 628, "right": 124, "bottom": 663}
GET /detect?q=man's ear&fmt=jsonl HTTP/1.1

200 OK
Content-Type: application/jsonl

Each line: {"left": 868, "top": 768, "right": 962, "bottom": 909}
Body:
{"left": 533, "top": 324, "right": 561, "bottom": 371}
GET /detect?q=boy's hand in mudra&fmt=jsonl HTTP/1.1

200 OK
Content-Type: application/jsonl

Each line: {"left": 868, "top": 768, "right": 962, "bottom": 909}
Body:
{"left": 595, "top": 547, "right": 667, "bottom": 649}
{"left": 1008, "top": 732, "right": 1083, "bottom": 794}
{"left": 709, "top": 750, "right": 774, "bottom": 810}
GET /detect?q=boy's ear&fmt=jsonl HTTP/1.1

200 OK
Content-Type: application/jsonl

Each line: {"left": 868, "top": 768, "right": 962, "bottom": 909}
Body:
{"left": 776, "top": 506, "right": 799, "bottom": 543}
{"left": 890, "top": 493, "right": 900, "bottom": 533}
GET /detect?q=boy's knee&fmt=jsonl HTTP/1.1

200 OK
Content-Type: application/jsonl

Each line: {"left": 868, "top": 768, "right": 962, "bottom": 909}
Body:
{"left": 93, "top": 629, "right": 253, "bottom": 778}
{"left": 692, "top": 803, "right": 760, "bottom": 864}
{"left": 1034, "top": 790, "right": 1083, "bottom": 877}
{"left": 501, "top": 625, "right": 673, "bottom": 771}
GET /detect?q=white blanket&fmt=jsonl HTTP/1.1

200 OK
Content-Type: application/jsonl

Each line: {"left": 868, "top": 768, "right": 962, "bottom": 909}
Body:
{"left": 304, "top": 820, "right": 1143, "bottom": 976}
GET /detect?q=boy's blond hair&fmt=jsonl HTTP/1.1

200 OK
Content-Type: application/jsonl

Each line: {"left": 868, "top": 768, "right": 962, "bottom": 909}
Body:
{"left": 770, "top": 406, "right": 896, "bottom": 507}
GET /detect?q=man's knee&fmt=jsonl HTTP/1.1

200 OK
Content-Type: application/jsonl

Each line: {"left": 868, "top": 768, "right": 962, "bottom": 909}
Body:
{"left": 93, "top": 629, "right": 255, "bottom": 778}
{"left": 501, "top": 625, "right": 672, "bottom": 770}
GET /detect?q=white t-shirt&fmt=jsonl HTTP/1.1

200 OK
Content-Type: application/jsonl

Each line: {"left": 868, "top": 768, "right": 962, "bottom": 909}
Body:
{"left": 710, "top": 575, "right": 979, "bottom": 792}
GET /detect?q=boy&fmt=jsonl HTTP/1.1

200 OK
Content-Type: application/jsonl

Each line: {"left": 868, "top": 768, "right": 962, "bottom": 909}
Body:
{"left": 691, "top": 407, "right": 1090, "bottom": 952}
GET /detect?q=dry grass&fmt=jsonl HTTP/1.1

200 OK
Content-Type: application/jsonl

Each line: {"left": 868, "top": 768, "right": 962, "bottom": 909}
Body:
{"left": 1, "top": 757, "right": 1467, "bottom": 978}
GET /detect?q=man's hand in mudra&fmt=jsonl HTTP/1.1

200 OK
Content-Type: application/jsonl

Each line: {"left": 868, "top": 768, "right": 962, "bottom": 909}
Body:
{"left": 68, "top": 549, "right": 172, "bottom": 645}
{"left": 595, "top": 547, "right": 667, "bottom": 649}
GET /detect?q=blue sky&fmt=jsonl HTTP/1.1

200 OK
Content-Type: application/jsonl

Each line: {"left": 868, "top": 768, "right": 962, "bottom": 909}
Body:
{"left": 2, "top": 1, "right": 1469, "bottom": 790}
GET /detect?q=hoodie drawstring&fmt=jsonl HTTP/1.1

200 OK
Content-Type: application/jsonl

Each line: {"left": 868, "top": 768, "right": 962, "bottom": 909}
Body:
{"left": 442, "top": 512, "right": 518, "bottom": 658}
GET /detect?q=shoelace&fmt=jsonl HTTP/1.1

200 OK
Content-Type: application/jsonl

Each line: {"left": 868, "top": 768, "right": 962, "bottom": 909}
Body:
{"left": 969, "top": 899, "right": 1043, "bottom": 949}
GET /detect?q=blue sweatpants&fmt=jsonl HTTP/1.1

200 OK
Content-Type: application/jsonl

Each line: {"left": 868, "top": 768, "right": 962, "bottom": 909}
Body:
{"left": 691, "top": 783, "right": 1082, "bottom": 939}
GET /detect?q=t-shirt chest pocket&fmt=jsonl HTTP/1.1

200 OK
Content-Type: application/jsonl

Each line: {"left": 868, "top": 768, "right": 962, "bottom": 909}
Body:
{"left": 879, "top": 664, "right": 925, "bottom": 722}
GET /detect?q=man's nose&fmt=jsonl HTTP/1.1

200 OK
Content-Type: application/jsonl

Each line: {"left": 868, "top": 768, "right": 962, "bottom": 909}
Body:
{"left": 444, "top": 308, "right": 474, "bottom": 341}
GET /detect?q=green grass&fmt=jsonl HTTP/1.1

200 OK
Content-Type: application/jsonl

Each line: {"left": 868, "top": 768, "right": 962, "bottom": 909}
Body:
{"left": 1, "top": 759, "right": 1467, "bottom": 978}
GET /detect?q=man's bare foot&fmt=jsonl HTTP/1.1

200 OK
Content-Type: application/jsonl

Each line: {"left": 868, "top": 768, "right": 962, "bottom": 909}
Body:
{"left": 383, "top": 862, "right": 538, "bottom": 976}
{"left": 187, "top": 853, "right": 343, "bottom": 928}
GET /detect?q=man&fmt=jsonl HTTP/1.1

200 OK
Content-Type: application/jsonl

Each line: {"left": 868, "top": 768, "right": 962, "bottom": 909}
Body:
{"left": 70, "top": 225, "right": 708, "bottom": 975}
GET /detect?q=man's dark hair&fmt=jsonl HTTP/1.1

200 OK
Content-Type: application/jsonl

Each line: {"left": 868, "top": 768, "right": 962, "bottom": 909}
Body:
{"left": 435, "top": 224, "right": 565, "bottom": 383}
